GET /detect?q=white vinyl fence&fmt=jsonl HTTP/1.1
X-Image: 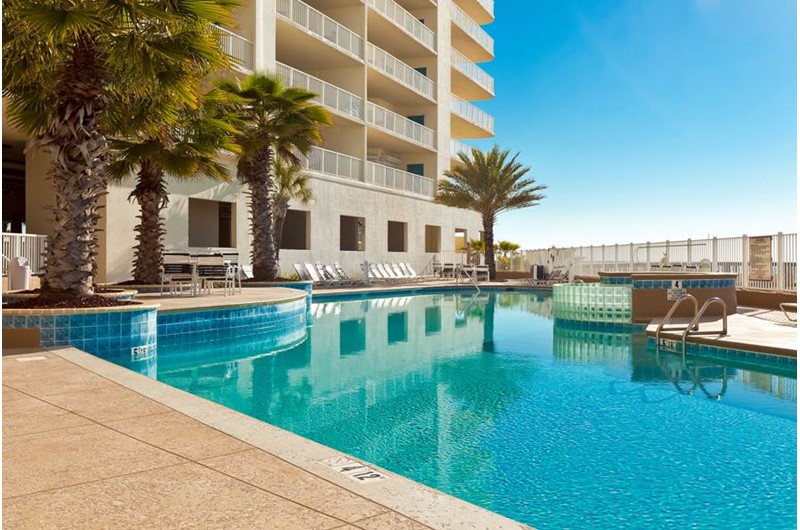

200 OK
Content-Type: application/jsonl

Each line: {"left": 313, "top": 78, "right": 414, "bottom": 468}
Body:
{"left": 527, "top": 233, "right": 797, "bottom": 292}
{"left": 2, "top": 233, "right": 48, "bottom": 275}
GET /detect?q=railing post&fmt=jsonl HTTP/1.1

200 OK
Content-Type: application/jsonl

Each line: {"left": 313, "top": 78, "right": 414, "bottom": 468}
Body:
{"left": 712, "top": 237, "right": 718, "bottom": 272}
{"left": 665, "top": 240, "right": 670, "bottom": 264}
{"left": 614, "top": 243, "right": 618, "bottom": 272}
{"left": 646, "top": 241, "right": 650, "bottom": 269}
{"left": 777, "top": 232, "right": 785, "bottom": 290}
{"left": 741, "top": 234, "right": 749, "bottom": 288}
{"left": 588, "top": 245, "right": 594, "bottom": 276}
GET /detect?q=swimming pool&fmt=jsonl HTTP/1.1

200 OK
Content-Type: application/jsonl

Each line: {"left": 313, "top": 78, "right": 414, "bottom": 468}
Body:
{"left": 156, "top": 291, "right": 797, "bottom": 529}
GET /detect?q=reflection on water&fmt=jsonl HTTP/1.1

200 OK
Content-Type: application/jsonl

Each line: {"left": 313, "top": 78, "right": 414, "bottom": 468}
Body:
{"left": 156, "top": 292, "right": 796, "bottom": 530}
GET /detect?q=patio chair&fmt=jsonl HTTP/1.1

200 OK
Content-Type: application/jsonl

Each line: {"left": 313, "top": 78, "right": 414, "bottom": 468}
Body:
{"left": 391, "top": 262, "right": 418, "bottom": 282}
{"left": 161, "top": 252, "right": 196, "bottom": 295}
{"left": 403, "top": 262, "right": 435, "bottom": 282}
{"left": 196, "top": 254, "right": 237, "bottom": 295}
{"left": 333, "top": 262, "right": 363, "bottom": 286}
{"left": 323, "top": 263, "right": 358, "bottom": 286}
{"left": 528, "top": 268, "right": 569, "bottom": 287}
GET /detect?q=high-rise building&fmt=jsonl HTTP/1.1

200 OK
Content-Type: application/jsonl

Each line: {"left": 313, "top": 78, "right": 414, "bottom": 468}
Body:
{"left": 2, "top": 0, "right": 495, "bottom": 283}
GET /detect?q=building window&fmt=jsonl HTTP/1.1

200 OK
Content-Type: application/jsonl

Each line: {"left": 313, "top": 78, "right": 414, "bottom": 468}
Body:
{"left": 387, "top": 221, "right": 407, "bottom": 252}
{"left": 387, "top": 312, "right": 408, "bottom": 344}
{"left": 406, "top": 163, "right": 424, "bottom": 176}
{"left": 188, "top": 198, "right": 235, "bottom": 248}
{"left": 281, "top": 210, "right": 310, "bottom": 250}
{"left": 414, "top": 66, "right": 428, "bottom": 77}
{"left": 454, "top": 228, "right": 468, "bottom": 251}
{"left": 340, "top": 215, "right": 366, "bottom": 251}
{"left": 407, "top": 115, "right": 425, "bottom": 126}
{"left": 425, "top": 225, "right": 441, "bottom": 253}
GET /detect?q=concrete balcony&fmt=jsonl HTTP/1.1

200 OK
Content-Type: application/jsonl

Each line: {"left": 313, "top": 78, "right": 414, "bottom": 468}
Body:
{"left": 367, "top": 0, "right": 437, "bottom": 56}
{"left": 366, "top": 43, "right": 437, "bottom": 104}
{"left": 451, "top": 48, "right": 494, "bottom": 100}
{"left": 213, "top": 25, "right": 254, "bottom": 72}
{"left": 451, "top": 3, "right": 494, "bottom": 62}
{"left": 276, "top": 63, "right": 364, "bottom": 123}
{"left": 453, "top": 0, "right": 493, "bottom": 24}
{"left": 366, "top": 102, "right": 436, "bottom": 150}
{"left": 277, "top": 0, "right": 364, "bottom": 66}
{"left": 450, "top": 96, "right": 493, "bottom": 138}
{"left": 366, "top": 162, "right": 435, "bottom": 198}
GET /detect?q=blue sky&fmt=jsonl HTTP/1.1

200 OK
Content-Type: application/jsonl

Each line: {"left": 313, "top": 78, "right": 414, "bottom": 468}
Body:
{"left": 470, "top": 0, "right": 796, "bottom": 249}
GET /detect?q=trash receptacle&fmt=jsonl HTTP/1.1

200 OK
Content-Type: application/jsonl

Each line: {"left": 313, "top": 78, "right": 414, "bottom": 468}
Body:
{"left": 8, "top": 257, "right": 31, "bottom": 291}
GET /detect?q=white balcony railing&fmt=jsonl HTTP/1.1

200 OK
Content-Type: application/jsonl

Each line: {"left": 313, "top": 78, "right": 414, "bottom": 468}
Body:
{"left": 2, "top": 233, "right": 48, "bottom": 275}
{"left": 366, "top": 102, "right": 436, "bottom": 149}
{"left": 366, "top": 162, "right": 436, "bottom": 198}
{"left": 213, "top": 25, "right": 254, "bottom": 72}
{"left": 451, "top": 48, "right": 494, "bottom": 95}
{"left": 366, "top": 44, "right": 436, "bottom": 101}
{"left": 276, "top": 63, "right": 364, "bottom": 121}
{"left": 451, "top": 96, "right": 494, "bottom": 133}
{"left": 304, "top": 146, "right": 363, "bottom": 182}
{"left": 277, "top": 0, "right": 364, "bottom": 60}
{"left": 451, "top": 3, "right": 494, "bottom": 56}
{"left": 476, "top": 0, "right": 494, "bottom": 18}
{"left": 450, "top": 139, "right": 474, "bottom": 160}
{"left": 367, "top": 0, "right": 437, "bottom": 52}
{"left": 303, "top": 147, "right": 434, "bottom": 198}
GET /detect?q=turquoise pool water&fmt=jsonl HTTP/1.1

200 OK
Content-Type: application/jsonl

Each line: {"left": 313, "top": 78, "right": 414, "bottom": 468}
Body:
{"left": 156, "top": 292, "right": 797, "bottom": 529}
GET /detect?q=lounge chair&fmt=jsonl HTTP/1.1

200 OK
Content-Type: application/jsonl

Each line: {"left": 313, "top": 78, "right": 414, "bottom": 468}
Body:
{"left": 323, "top": 263, "right": 359, "bottom": 286}
{"left": 293, "top": 263, "right": 312, "bottom": 282}
{"left": 780, "top": 302, "right": 797, "bottom": 323}
{"left": 334, "top": 262, "right": 363, "bottom": 285}
{"left": 528, "top": 268, "right": 570, "bottom": 287}
{"left": 304, "top": 262, "right": 334, "bottom": 287}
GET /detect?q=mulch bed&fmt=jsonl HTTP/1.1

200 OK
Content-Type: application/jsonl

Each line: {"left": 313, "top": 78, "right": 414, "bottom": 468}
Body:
{"left": 4, "top": 294, "right": 139, "bottom": 310}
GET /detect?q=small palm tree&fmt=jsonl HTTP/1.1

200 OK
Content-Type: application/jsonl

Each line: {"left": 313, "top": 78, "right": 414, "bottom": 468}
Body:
{"left": 494, "top": 240, "right": 520, "bottom": 270}
{"left": 467, "top": 238, "right": 485, "bottom": 267}
{"left": 273, "top": 157, "right": 313, "bottom": 264}
{"left": 106, "top": 89, "right": 241, "bottom": 284}
{"left": 3, "top": 0, "right": 234, "bottom": 296}
{"left": 217, "top": 73, "right": 331, "bottom": 281}
{"left": 436, "top": 146, "right": 546, "bottom": 280}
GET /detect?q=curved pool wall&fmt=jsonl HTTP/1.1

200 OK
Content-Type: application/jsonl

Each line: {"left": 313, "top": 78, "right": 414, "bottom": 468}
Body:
{"left": 2, "top": 306, "right": 159, "bottom": 376}
{"left": 2, "top": 294, "right": 309, "bottom": 377}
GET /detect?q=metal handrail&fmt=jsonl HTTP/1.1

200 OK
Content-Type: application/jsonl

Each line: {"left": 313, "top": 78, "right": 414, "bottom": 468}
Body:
{"left": 454, "top": 264, "right": 481, "bottom": 293}
{"left": 655, "top": 294, "right": 699, "bottom": 347}
{"left": 680, "top": 297, "right": 728, "bottom": 355}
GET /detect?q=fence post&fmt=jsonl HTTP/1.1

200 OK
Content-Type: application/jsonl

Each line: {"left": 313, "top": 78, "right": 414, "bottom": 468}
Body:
{"left": 578, "top": 246, "right": 583, "bottom": 276}
{"left": 646, "top": 241, "right": 650, "bottom": 269}
{"left": 629, "top": 242, "right": 634, "bottom": 271}
{"left": 741, "top": 234, "right": 749, "bottom": 288}
{"left": 614, "top": 244, "right": 618, "bottom": 272}
{"left": 589, "top": 245, "right": 594, "bottom": 276}
{"left": 601, "top": 244, "right": 605, "bottom": 273}
{"left": 687, "top": 238, "right": 692, "bottom": 266}
{"left": 665, "top": 240, "right": 670, "bottom": 264}
{"left": 712, "top": 237, "right": 718, "bottom": 272}
{"left": 777, "top": 232, "right": 785, "bottom": 290}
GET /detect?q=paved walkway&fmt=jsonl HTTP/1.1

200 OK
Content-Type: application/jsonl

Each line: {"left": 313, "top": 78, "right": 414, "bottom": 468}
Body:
{"left": 2, "top": 349, "right": 529, "bottom": 530}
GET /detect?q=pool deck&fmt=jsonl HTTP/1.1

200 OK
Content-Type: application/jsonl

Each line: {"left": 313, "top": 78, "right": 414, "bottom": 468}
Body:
{"left": 645, "top": 306, "right": 797, "bottom": 357}
{"left": 2, "top": 347, "right": 531, "bottom": 530}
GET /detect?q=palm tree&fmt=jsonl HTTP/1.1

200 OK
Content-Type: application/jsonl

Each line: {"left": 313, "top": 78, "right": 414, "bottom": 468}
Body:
{"left": 467, "top": 238, "right": 485, "bottom": 267}
{"left": 106, "top": 89, "right": 241, "bottom": 284}
{"left": 436, "top": 146, "right": 546, "bottom": 280}
{"left": 2, "top": 0, "right": 234, "bottom": 297}
{"left": 217, "top": 73, "right": 331, "bottom": 281}
{"left": 273, "top": 157, "right": 314, "bottom": 264}
{"left": 494, "top": 240, "right": 520, "bottom": 271}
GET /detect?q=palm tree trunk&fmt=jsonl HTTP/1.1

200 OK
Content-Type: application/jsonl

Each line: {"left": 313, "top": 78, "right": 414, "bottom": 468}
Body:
{"left": 482, "top": 293, "right": 496, "bottom": 353}
{"left": 242, "top": 146, "right": 279, "bottom": 281}
{"left": 262, "top": 147, "right": 280, "bottom": 281}
{"left": 41, "top": 35, "right": 108, "bottom": 296}
{"left": 274, "top": 199, "right": 289, "bottom": 265}
{"left": 482, "top": 214, "right": 496, "bottom": 280}
{"left": 131, "top": 159, "right": 168, "bottom": 284}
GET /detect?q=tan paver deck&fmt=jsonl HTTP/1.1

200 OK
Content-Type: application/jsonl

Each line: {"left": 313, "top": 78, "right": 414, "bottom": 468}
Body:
{"left": 2, "top": 348, "right": 530, "bottom": 530}
{"left": 645, "top": 306, "right": 797, "bottom": 357}
{"left": 137, "top": 287, "right": 306, "bottom": 312}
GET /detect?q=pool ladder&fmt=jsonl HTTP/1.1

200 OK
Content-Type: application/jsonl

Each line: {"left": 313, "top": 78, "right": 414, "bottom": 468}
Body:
{"left": 655, "top": 294, "right": 728, "bottom": 356}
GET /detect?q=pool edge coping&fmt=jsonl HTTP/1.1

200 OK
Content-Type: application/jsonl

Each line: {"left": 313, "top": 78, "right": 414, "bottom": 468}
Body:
{"left": 48, "top": 346, "right": 533, "bottom": 530}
